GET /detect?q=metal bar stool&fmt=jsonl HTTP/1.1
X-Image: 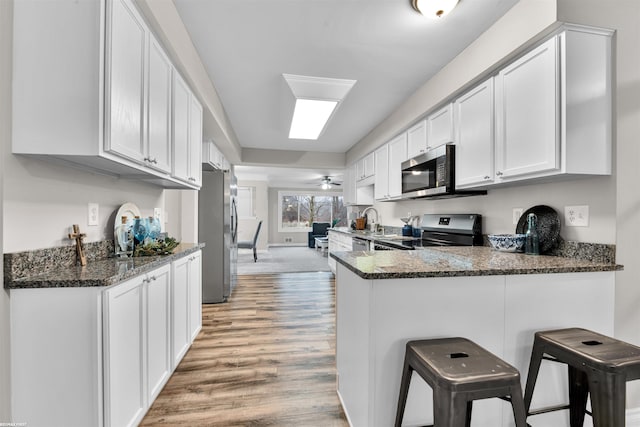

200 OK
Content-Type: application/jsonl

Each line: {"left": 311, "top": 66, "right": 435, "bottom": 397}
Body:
{"left": 395, "top": 337, "right": 527, "bottom": 427}
{"left": 523, "top": 327, "right": 640, "bottom": 426}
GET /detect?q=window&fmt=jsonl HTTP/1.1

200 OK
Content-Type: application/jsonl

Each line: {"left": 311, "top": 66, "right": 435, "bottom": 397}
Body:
{"left": 278, "top": 191, "right": 347, "bottom": 232}
{"left": 237, "top": 186, "right": 255, "bottom": 219}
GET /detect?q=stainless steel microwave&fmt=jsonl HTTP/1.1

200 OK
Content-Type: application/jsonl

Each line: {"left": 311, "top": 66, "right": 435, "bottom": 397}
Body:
{"left": 401, "top": 144, "right": 486, "bottom": 199}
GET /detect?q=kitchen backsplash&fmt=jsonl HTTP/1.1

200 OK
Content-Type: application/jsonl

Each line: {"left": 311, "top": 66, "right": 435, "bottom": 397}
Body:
{"left": 4, "top": 240, "right": 114, "bottom": 282}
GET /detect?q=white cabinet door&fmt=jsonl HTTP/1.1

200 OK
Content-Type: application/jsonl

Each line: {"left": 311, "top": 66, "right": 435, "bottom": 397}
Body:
{"left": 146, "top": 264, "right": 172, "bottom": 402}
{"left": 188, "top": 96, "right": 203, "bottom": 187}
{"left": 172, "top": 72, "right": 191, "bottom": 183}
{"left": 455, "top": 78, "right": 495, "bottom": 188}
{"left": 406, "top": 120, "right": 427, "bottom": 159}
{"left": 103, "top": 275, "right": 146, "bottom": 427}
{"left": 496, "top": 37, "right": 559, "bottom": 180}
{"left": 146, "top": 35, "right": 172, "bottom": 173}
{"left": 388, "top": 133, "right": 407, "bottom": 198}
{"left": 172, "top": 256, "right": 191, "bottom": 368}
{"left": 374, "top": 144, "right": 389, "bottom": 200}
{"left": 188, "top": 251, "right": 203, "bottom": 341}
{"left": 356, "top": 152, "right": 375, "bottom": 181}
{"left": 427, "top": 103, "right": 454, "bottom": 148}
{"left": 344, "top": 164, "right": 357, "bottom": 205}
{"left": 105, "top": 0, "right": 146, "bottom": 163}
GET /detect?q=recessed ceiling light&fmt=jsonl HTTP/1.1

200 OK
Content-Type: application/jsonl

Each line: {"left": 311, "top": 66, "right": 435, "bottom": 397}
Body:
{"left": 411, "top": 0, "right": 459, "bottom": 19}
{"left": 289, "top": 99, "right": 338, "bottom": 140}
{"left": 283, "top": 74, "right": 357, "bottom": 140}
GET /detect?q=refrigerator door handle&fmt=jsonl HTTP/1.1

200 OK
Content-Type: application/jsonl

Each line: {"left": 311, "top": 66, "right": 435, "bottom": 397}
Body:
{"left": 231, "top": 198, "right": 238, "bottom": 243}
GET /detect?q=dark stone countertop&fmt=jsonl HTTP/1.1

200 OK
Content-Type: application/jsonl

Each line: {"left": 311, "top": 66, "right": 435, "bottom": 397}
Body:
{"left": 5, "top": 243, "right": 205, "bottom": 289}
{"left": 330, "top": 246, "right": 622, "bottom": 280}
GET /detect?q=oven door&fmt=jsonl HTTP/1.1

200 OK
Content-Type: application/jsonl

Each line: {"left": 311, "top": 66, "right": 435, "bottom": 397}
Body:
{"left": 401, "top": 144, "right": 454, "bottom": 198}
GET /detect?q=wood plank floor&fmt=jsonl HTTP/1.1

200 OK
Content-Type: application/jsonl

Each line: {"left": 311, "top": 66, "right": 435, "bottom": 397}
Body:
{"left": 140, "top": 272, "right": 349, "bottom": 426}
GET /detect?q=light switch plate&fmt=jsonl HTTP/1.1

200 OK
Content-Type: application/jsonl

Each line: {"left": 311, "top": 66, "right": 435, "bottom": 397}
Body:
{"left": 565, "top": 205, "right": 589, "bottom": 227}
{"left": 88, "top": 203, "right": 99, "bottom": 226}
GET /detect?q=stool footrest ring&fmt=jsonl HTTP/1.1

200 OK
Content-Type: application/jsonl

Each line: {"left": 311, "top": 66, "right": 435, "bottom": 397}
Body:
{"left": 528, "top": 403, "right": 592, "bottom": 418}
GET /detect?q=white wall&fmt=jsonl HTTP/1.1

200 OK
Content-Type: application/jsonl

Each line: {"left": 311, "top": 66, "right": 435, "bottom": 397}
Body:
{"left": 236, "top": 180, "right": 268, "bottom": 250}
{"left": 0, "top": 0, "right": 11, "bottom": 420}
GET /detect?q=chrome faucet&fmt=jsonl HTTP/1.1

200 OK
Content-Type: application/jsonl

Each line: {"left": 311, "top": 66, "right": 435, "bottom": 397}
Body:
{"left": 362, "top": 207, "right": 379, "bottom": 231}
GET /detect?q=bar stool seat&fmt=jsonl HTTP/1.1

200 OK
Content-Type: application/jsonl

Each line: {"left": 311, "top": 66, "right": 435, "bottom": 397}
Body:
{"left": 395, "top": 337, "right": 527, "bottom": 427}
{"left": 523, "top": 327, "right": 640, "bottom": 427}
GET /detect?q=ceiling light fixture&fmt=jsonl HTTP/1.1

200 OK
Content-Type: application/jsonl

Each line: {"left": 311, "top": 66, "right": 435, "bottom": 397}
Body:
{"left": 411, "top": 0, "right": 459, "bottom": 19}
{"left": 283, "top": 74, "right": 357, "bottom": 140}
{"left": 321, "top": 182, "right": 332, "bottom": 190}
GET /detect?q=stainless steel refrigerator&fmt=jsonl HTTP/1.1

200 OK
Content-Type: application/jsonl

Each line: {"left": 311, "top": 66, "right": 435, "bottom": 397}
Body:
{"left": 198, "top": 167, "right": 238, "bottom": 303}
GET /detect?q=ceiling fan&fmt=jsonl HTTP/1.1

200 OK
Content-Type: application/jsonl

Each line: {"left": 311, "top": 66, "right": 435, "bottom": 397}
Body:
{"left": 319, "top": 176, "right": 341, "bottom": 190}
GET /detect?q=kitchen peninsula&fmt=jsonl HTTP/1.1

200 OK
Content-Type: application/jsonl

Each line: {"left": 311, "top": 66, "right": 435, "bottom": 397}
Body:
{"left": 331, "top": 248, "right": 621, "bottom": 427}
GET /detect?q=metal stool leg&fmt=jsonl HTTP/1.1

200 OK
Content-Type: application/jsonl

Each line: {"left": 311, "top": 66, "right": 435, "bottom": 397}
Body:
{"left": 524, "top": 339, "right": 545, "bottom": 414}
{"left": 509, "top": 385, "right": 528, "bottom": 427}
{"left": 395, "top": 355, "right": 414, "bottom": 427}
{"left": 434, "top": 390, "right": 470, "bottom": 427}
{"left": 568, "top": 366, "right": 589, "bottom": 427}
{"left": 589, "top": 371, "right": 626, "bottom": 427}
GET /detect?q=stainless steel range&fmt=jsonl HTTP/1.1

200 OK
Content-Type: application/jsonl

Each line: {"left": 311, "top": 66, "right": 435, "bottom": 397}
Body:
{"left": 373, "top": 214, "right": 482, "bottom": 250}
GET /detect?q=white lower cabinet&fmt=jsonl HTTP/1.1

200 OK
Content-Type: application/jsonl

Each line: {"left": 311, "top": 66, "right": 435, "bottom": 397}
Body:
{"left": 328, "top": 231, "right": 353, "bottom": 273}
{"left": 9, "top": 251, "right": 201, "bottom": 427}
{"left": 146, "top": 266, "right": 172, "bottom": 402}
{"left": 188, "top": 251, "right": 203, "bottom": 341}
{"left": 103, "top": 273, "right": 147, "bottom": 427}
{"left": 103, "top": 263, "right": 172, "bottom": 427}
{"left": 172, "top": 250, "right": 203, "bottom": 367}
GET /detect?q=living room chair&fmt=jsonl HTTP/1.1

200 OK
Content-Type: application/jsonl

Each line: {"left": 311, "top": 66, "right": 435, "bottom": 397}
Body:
{"left": 238, "top": 220, "right": 263, "bottom": 262}
{"left": 308, "top": 222, "right": 330, "bottom": 248}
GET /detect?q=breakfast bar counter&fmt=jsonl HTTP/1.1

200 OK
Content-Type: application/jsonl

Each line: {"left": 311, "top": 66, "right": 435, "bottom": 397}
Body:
{"left": 331, "top": 246, "right": 621, "bottom": 279}
{"left": 332, "top": 248, "right": 621, "bottom": 427}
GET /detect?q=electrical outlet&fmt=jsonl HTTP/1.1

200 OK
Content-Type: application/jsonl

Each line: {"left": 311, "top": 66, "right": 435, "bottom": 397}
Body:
{"left": 565, "top": 205, "right": 589, "bottom": 227}
{"left": 512, "top": 208, "right": 523, "bottom": 225}
{"left": 88, "top": 203, "right": 99, "bottom": 226}
{"left": 285, "top": 237, "right": 292, "bottom": 243}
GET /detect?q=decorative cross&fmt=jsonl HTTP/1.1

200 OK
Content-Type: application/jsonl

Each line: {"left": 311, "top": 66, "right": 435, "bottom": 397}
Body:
{"left": 68, "top": 224, "right": 87, "bottom": 266}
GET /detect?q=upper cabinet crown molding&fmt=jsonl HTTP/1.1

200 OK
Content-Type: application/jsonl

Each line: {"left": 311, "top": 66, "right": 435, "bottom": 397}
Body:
{"left": 12, "top": 0, "right": 202, "bottom": 190}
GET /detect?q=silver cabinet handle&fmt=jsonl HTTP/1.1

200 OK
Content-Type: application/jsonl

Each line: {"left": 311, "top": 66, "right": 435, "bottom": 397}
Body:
{"left": 484, "top": 176, "right": 491, "bottom": 180}
{"left": 496, "top": 171, "right": 503, "bottom": 176}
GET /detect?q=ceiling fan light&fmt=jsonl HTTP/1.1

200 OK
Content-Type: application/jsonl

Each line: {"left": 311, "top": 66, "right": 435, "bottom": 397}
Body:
{"left": 411, "top": 0, "right": 459, "bottom": 19}
{"left": 321, "top": 182, "right": 331, "bottom": 190}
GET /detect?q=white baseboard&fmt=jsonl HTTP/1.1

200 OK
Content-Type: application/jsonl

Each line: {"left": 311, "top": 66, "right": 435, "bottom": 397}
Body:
{"left": 268, "top": 243, "right": 307, "bottom": 247}
{"left": 627, "top": 407, "right": 640, "bottom": 426}
{"left": 336, "top": 390, "right": 354, "bottom": 427}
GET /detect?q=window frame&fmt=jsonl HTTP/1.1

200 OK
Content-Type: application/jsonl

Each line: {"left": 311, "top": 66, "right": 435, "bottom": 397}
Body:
{"left": 277, "top": 190, "right": 343, "bottom": 233}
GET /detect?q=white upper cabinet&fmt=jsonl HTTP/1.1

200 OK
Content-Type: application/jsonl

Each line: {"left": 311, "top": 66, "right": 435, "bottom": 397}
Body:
{"left": 356, "top": 152, "right": 375, "bottom": 182}
{"left": 374, "top": 144, "right": 389, "bottom": 200}
{"left": 388, "top": 133, "right": 408, "bottom": 198}
{"left": 146, "top": 35, "right": 173, "bottom": 173}
{"left": 455, "top": 77, "right": 495, "bottom": 188}
{"left": 427, "top": 103, "right": 454, "bottom": 148}
{"left": 203, "top": 140, "right": 226, "bottom": 170}
{"left": 12, "top": 0, "right": 202, "bottom": 189}
{"left": 495, "top": 36, "right": 559, "bottom": 180}
{"left": 375, "top": 132, "right": 407, "bottom": 201}
{"left": 104, "top": 0, "right": 146, "bottom": 163}
{"left": 343, "top": 164, "right": 356, "bottom": 206}
{"left": 172, "top": 73, "right": 202, "bottom": 185}
{"left": 406, "top": 120, "right": 427, "bottom": 159}
{"left": 172, "top": 73, "right": 191, "bottom": 183}
{"left": 188, "top": 96, "right": 203, "bottom": 187}
{"left": 494, "top": 27, "right": 612, "bottom": 184}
